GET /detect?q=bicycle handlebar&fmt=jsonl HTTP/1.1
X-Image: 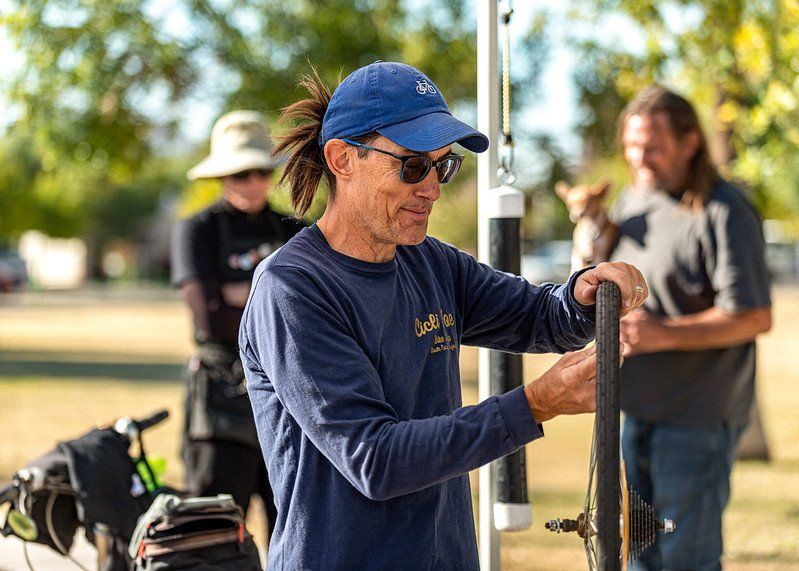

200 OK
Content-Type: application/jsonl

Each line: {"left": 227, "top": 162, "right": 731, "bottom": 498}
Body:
{"left": 134, "top": 409, "right": 169, "bottom": 433}
{"left": 0, "top": 410, "right": 170, "bottom": 506}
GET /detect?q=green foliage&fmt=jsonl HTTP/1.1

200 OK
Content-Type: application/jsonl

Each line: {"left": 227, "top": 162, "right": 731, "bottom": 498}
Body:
{"left": 1, "top": 0, "right": 200, "bottom": 269}
{"left": 427, "top": 158, "right": 478, "bottom": 251}
{"left": 194, "top": 0, "right": 480, "bottom": 118}
{"left": 4, "top": 0, "right": 196, "bottom": 165}
{"left": 571, "top": 0, "right": 799, "bottom": 225}
{"left": 522, "top": 134, "right": 577, "bottom": 244}
{"left": 84, "top": 157, "right": 190, "bottom": 246}
{"left": 1, "top": 0, "right": 549, "bottom": 255}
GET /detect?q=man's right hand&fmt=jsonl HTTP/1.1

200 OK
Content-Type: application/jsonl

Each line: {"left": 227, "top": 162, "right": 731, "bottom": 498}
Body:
{"left": 524, "top": 344, "right": 622, "bottom": 424}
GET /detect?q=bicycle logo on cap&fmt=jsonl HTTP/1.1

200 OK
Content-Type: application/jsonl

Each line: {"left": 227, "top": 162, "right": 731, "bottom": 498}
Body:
{"left": 416, "top": 81, "right": 437, "bottom": 95}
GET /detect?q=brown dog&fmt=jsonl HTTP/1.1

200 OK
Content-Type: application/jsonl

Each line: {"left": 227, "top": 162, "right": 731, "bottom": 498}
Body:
{"left": 555, "top": 180, "right": 619, "bottom": 272}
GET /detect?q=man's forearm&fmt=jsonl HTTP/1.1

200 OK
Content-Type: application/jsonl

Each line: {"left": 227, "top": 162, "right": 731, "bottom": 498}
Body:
{"left": 180, "top": 279, "right": 213, "bottom": 343}
{"left": 658, "top": 306, "right": 772, "bottom": 350}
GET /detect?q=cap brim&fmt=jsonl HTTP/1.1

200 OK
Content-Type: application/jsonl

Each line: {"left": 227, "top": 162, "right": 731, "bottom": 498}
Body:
{"left": 187, "top": 150, "right": 283, "bottom": 180}
{"left": 377, "top": 111, "right": 489, "bottom": 153}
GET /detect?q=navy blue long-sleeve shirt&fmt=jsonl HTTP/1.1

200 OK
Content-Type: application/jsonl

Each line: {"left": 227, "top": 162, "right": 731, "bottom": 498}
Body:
{"left": 239, "top": 225, "right": 596, "bottom": 569}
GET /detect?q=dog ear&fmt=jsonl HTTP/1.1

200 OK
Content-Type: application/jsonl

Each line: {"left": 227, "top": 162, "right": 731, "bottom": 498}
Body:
{"left": 591, "top": 180, "right": 612, "bottom": 198}
{"left": 555, "top": 181, "right": 571, "bottom": 202}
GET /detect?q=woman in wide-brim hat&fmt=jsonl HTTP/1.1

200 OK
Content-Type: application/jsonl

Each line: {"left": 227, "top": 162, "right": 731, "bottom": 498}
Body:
{"left": 187, "top": 110, "right": 283, "bottom": 181}
{"left": 170, "top": 110, "right": 303, "bottom": 548}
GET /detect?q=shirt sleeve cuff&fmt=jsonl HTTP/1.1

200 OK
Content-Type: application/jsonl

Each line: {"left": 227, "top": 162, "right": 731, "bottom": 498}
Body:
{"left": 566, "top": 266, "right": 597, "bottom": 322}
{"left": 495, "top": 386, "right": 544, "bottom": 448}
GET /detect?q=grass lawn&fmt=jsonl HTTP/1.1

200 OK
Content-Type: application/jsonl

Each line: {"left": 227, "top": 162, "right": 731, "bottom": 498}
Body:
{"left": 1, "top": 285, "right": 797, "bottom": 569}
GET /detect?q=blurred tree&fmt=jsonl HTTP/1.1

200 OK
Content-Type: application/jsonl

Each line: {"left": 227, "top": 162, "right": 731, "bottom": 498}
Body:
{"left": 521, "top": 133, "right": 575, "bottom": 244}
{"left": 2, "top": 0, "right": 200, "bottom": 274}
{"left": 189, "top": 0, "right": 479, "bottom": 116}
{"left": 570, "top": 0, "right": 799, "bottom": 222}
{"left": 1, "top": 0, "right": 549, "bottom": 269}
{"left": 0, "top": 132, "right": 78, "bottom": 238}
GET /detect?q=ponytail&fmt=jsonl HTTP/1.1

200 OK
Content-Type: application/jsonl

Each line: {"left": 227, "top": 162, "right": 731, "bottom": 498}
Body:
{"left": 274, "top": 67, "right": 334, "bottom": 217}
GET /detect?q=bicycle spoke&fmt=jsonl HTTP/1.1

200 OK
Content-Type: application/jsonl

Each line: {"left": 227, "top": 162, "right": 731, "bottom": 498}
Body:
{"left": 585, "top": 416, "right": 598, "bottom": 513}
{"left": 586, "top": 534, "right": 598, "bottom": 571}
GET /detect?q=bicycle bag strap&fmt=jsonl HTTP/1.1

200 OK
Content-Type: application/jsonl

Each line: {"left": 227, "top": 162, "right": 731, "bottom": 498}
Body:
{"left": 138, "top": 527, "right": 244, "bottom": 557}
{"left": 168, "top": 494, "right": 238, "bottom": 514}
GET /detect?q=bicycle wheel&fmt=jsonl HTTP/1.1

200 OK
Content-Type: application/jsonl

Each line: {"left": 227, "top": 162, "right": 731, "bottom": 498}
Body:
{"left": 545, "top": 282, "right": 673, "bottom": 569}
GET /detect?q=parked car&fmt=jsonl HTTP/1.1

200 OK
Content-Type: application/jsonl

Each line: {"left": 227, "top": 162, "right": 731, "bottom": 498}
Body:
{"left": 521, "top": 240, "right": 573, "bottom": 285}
{"left": 0, "top": 250, "right": 28, "bottom": 292}
{"left": 766, "top": 240, "right": 799, "bottom": 283}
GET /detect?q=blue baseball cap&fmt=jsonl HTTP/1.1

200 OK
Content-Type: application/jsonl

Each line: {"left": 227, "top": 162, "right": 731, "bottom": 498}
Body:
{"left": 319, "top": 61, "right": 489, "bottom": 154}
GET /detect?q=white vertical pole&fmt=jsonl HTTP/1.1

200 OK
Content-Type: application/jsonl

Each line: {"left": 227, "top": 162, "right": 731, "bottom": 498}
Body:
{"left": 477, "top": 1, "right": 500, "bottom": 569}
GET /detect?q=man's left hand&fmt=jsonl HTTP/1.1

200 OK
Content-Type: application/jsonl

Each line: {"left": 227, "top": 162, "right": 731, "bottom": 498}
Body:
{"left": 620, "top": 308, "right": 670, "bottom": 356}
{"left": 573, "top": 261, "right": 648, "bottom": 318}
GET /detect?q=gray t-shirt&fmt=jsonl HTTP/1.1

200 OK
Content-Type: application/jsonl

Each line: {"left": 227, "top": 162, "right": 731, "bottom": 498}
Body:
{"left": 611, "top": 178, "right": 771, "bottom": 428}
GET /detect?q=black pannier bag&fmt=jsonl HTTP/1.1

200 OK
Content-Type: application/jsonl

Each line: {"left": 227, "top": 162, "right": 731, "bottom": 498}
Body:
{"left": 1, "top": 428, "right": 154, "bottom": 571}
{"left": 185, "top": 343, "right": 260, "bottom": 449}
{"left": 129, "top": 493, "right": 261, "bottom": 570}
{"left": 0, "top": 448, "right": 80, "bottom": 552}
{"left": 60, "top": 428, "right": 156, "bottom": 570}
{"left": 58, "top": 428, "right": 154, "bottom": 545}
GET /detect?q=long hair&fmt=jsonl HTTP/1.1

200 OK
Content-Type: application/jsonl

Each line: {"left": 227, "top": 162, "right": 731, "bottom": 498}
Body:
{"left": 619, "top": 85, "right": 717, "bottom": 210}
{"left": 274, "top": 67, "right": 378, "bottom": 217}
{"left": 274, "top": 68, "right": 334, "bottom": 217}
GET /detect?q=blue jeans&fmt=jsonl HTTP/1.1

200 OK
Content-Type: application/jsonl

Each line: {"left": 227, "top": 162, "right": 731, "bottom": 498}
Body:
{"left": 622, "top": 416, "right": 742, "bottom": 571}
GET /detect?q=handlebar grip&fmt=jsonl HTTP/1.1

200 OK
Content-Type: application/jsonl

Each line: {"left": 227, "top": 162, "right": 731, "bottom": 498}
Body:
{"left": 135, "top": 410, "right": 170, "bottom": 432}
{"left": 0, "top": 481, "right": 19, "bottom": 505}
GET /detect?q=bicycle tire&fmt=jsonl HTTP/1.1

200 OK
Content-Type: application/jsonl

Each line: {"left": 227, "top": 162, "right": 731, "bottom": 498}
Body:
{"left": 595, "top": 281, "right": 621, "bottom": 570}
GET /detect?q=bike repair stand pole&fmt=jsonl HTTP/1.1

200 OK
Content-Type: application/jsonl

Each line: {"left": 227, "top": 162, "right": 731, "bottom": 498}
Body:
{"left": 479, "top": 1, "right": 531, "bottom": 568}
{"left": 477, "top": 0, "right": 500, "bottom": 568}
{"left": 490, "top": 2, "right": 531, "bottom": 534}
{"left": 488, "top": 186, "right": 532, "bottom": 536}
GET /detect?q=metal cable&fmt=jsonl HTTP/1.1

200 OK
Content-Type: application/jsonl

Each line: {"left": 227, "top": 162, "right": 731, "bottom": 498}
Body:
{"left": 45, "top": 491, "right": 90, "bottom": 571}
{"left": 501, "top": 2, "right": 512, "bottom": 143}
{"left": 499, "top": 0, "right": 515, "bottom": 184}
{"left": 23, "top": 541, "right": 35, "bottom": 571}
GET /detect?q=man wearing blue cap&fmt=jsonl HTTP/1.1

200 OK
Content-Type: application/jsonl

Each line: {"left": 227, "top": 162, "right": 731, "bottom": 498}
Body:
{"left": 238, "top": 62, "right": 647, "bottom": 569}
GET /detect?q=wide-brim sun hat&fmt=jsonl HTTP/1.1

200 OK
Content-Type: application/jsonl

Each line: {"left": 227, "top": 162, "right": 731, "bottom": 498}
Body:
{"left": 187, "top": 110, "right": 282, "bottom": 180}
{"left": 319, "top": 61, "right": 489, "bottom": 154}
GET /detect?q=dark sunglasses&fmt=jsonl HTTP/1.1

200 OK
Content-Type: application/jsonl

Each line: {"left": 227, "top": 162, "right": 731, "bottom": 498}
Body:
{"left": 230, "top": 168, "right": 273, "bottom": 180}
{"left": 342, "top": 139, "right": 464, "bottom": 184}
